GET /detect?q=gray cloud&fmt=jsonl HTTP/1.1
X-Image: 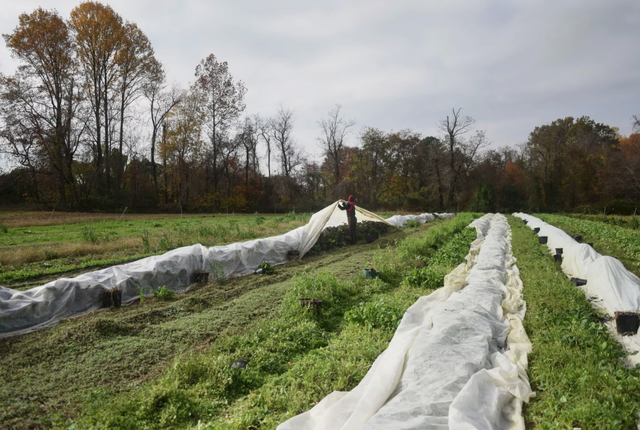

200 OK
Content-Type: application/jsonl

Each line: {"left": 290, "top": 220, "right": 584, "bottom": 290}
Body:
{"left": 1, "top": 0, "right": 638, "bottom": 161}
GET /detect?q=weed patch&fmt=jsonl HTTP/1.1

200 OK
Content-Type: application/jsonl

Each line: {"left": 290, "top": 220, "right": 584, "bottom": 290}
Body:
{"left": 404, "top": 219, "right": 420, "bottom": 228}
{"left": 152, "top": 286, "right": 176, "bottom": 300}
{"left": 344, "top": 298, "right": 405, "bottom": 329}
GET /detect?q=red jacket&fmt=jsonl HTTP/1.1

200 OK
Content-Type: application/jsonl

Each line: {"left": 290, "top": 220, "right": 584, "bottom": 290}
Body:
{"left": 339, "top": 196, "right": 356, "bottom": 216}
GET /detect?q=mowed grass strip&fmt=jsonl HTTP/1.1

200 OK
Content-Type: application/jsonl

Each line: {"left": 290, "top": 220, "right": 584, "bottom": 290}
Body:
{"left": 508, "top": 216, "right": 640, "bottom": 429}
{"left": 68, "top": 214, "right": 478, "bottom": 429}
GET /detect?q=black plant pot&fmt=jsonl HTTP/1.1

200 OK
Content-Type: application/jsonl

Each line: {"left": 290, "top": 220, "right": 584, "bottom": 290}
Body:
{"left": 615, "top": 312, "right": 640, "bottom": 336}
{"left": 570, "top": 277, "right": 587, "bottom": 286}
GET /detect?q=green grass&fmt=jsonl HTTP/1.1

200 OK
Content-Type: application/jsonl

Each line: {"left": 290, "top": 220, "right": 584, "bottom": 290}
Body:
{"left": 0, "top": 213, "right": 311, "bottom": 289}
{"left": 537, "top": 213, "right": 640, "bottom": 277}
{"left": 509, "top": 215, "right": 640, "bottom": 429}
{"left": 0, "top": 214, "right": 478, "bottom": 430}
{"left": 566, "top": 213, "right": 640, "bottom": 231}
{"left": 0, "top": 216, "right": 437, "bottom": 429}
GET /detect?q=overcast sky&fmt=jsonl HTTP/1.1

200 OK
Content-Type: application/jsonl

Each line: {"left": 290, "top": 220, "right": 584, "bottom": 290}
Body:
{"left": 1, "top": 0, "right": 639, "bottom": 161}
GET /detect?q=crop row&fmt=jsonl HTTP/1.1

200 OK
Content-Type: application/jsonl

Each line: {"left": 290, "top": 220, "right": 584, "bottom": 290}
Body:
{"left": 538, "top": 214, "right": 640, "bottom": 276}
{"left": 509, "top": 216, "right": 640, "bottom": 428}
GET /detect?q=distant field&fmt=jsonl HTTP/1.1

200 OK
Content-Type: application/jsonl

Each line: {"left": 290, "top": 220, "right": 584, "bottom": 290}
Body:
{"left": 564, "top": 213, "right": 640, "bottom": 230}
{"left": 0, "top": 211, "right": 312, "bottom": 289}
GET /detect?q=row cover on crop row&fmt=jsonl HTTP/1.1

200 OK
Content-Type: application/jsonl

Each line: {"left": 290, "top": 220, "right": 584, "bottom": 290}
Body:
{"left": 279, "top": 214, "right": 533, "bottom": 429}
{"left": 515, "top": 213, "right": 640, "bottom": 365}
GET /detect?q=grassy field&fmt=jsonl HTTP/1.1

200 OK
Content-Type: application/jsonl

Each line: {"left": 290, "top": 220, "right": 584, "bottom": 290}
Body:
{"left": 7, "top": 212, "right": 639, "bottom": 429}
{"left": 564, "top": 213, "right": 640, "bottom": 231}
{"left": 0, "top": 211, "right": 311, "bottom": 289}
{"left": 0, "top": 213, "right": 476, "bottom": 429}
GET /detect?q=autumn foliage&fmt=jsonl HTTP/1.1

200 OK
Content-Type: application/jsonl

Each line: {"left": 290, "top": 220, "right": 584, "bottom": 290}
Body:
{"left": 1, "top": 3, "right": 639, "bottom": 214}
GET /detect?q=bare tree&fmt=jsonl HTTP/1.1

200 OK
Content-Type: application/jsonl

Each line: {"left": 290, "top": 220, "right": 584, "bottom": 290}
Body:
{"left": 318, "top": 104, "right": 355, "bottom": 184}
{"left": 438, "top": 108, "right": 488, "bottom": 206}
{"left": 270, "top": 106, "right": 301, "bottom": 178}
{"left": 633, "top": 114, "right": 640, "bottom": 133}
{"left": 114, "top": 21, "right": 156, "bottom": 192}
{"left": 221, "top": 133, "right": 240, "bottom": 197}
{"left": 257, "top": 115, "right": 273, "bottom": 179}
{"left": 238, "top": 116, "right": 260, "bottom": 185}
{"left": 143, "top": 60, "right": 182, "bottom": 194}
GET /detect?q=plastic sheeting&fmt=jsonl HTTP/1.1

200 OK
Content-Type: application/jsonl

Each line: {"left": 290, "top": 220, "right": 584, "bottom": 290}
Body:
{"left": 513, "top": 213, "right": 640, "bottom": 366}
{"left": 0, "top": 203, "right": 448, "bottom": 338}
{"left": 277, "top": 214, "right": 533, "bottom": 430}
{"left": 386, "top": 213, "right": 454, "bottom": 228}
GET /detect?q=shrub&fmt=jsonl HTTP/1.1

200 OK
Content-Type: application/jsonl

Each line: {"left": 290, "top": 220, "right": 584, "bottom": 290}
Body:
{"left": 257, "top": 261, "right": 275, "bottom": 275}
{"left": 310, "top": 221, "right": 391, "bottom": 252}
{"left": 0, "top": 224, "right": 7, "bottom": 233}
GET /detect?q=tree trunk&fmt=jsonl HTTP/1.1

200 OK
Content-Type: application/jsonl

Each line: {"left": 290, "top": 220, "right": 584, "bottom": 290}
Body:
{"left": 118, "top": 93, "right": 126, "bottom": 194}
{"left": 103, "top": 72, "right": 111, "bottom": 196}
{"left": 245, "top": 147, "right": 250, "bottom": 186}
{"left": 434, "top": 160, "right": 445, "bottom": 210}
{"left": 163, "top": 154, "right": 168, "bottom": 204}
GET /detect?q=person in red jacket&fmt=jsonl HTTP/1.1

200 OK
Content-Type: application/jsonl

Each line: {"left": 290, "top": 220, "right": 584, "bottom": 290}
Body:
{"left": 338, "top": 195, "right": 357, "bottom": 244}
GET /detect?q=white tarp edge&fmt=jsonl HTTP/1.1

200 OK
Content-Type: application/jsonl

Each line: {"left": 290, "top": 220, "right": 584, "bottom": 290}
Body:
{"left": 513, "top": 213, "right": 640, "bottom": 366}
{"left": 277, "top": 214, "right": 533, "bottom": 430}
{"left": 0, "top": 204, "right": 449, "bottom": 337}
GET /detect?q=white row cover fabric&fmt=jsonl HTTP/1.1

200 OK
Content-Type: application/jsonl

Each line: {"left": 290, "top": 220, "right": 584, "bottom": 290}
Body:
{"left": 513, "top": 213, "right": 640, "bottom": 366}
{"left": 386, "top": 213, "right": 455, "bottom": 228}
{"left": 277, "top": 214, "right": 533, "bottom": 430}
{"left": 513, "top": 213, "right": 640, "bottom": 315}
{"left": 0, "top": 204, "right": 447, "bottom": 338}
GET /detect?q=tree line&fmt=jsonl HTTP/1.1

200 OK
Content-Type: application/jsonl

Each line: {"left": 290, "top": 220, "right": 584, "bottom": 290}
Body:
{"left": 1, "top": 3, "right": 639, "bottom": 214}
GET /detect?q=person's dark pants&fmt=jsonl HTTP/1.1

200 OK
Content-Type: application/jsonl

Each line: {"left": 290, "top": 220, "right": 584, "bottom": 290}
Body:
{"left": 348, "top": 215, "right": 357, "bottom": 244}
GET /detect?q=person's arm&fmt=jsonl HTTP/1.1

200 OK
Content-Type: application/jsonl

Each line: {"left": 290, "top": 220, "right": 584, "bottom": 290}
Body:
{"left": 338, "top": 202, "right": 346, "bottom": 210}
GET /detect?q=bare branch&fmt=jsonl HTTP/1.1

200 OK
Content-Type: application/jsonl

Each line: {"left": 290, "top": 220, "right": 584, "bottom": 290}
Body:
{"left": 317, "top": 104, "right": 356, "bottom": 183}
